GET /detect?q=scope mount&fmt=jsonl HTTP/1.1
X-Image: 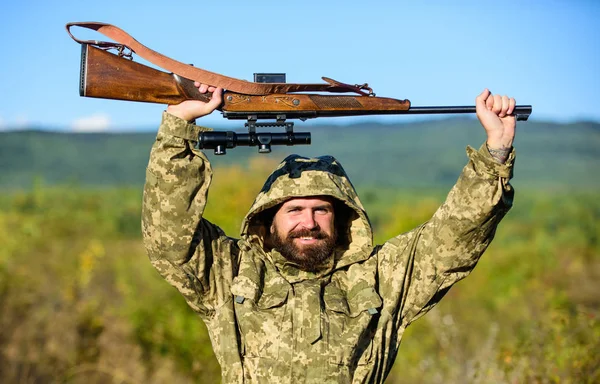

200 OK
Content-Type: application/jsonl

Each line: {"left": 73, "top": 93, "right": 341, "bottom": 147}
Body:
{"left": 198, "top": 114, "right": 311, "bottom": 155}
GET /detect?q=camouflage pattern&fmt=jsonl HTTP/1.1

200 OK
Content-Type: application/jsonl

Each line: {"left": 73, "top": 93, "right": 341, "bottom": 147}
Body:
{"left": 142, "top": 112, "right": 515, "bottom": 383}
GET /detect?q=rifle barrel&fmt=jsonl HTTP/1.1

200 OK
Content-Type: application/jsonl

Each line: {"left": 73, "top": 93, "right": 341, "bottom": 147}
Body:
{"left": 407, "top": 105, "right": 532, "bottom": 121}
{"left": 222, "top": 104, "right": 533, "bottom": 121}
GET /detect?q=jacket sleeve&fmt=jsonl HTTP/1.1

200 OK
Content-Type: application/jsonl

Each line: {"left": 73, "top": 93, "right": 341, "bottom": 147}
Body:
{"left": 377, "top": 143, "right": 515, "bottom": 326}
{"left": 142, "top": 112, "right": 239, "bottom": 318}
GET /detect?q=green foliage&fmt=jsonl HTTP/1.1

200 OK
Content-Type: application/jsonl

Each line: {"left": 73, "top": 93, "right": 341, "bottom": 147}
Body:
{"left": 0, "top": 160, "right": 598, "bottom": 382}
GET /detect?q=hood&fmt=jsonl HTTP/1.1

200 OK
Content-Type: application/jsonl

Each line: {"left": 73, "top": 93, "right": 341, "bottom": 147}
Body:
{"left": 240, "top": 154, "right": 373, "bottom": 264}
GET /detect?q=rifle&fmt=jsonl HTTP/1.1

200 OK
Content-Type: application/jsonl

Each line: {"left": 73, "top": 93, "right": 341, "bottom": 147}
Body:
{"left": 67, "top": 22, "right": 533, "bottom": 155}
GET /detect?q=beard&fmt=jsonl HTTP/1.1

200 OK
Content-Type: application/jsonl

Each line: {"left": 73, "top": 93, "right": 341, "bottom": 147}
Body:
{"left": 271, "top": 225, "right": 337, "bottom": 272}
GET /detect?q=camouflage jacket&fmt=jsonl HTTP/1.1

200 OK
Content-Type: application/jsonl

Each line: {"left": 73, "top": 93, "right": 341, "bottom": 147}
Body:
{"left": 142, "top": 113, "right": 515, "bottom": 383}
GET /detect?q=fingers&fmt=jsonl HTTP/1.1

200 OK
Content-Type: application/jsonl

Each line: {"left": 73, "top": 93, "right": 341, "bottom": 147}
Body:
{"left": 191, "top": 82, "right": 222, "bottom": 114}
{"left": 493, "top": 95, "right": 504, "bottom": 116}
{"left": 193, "top": 82, "right": 216, "bottom": 94}
{"left": 501, "top": 95, "right": 509, "bottom": 117}
{"left": 491, "top": 94, "right": 501, "bottom": 113}
{"left": 479, "top": 89, "right": 517, "bottom": 117}
{"left": 497, "top": 95, "right": 516, "bottom": 117}
{"left": 507, "top": 97, "right": 516, "bottom": 115}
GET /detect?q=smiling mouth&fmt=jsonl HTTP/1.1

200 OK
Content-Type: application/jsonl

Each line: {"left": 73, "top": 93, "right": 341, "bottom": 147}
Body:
{"left": 288, "top": 229, "right": 327, "bottom": 244}
{"left": 295, "top": 236, "right": 321, "bottom": 244}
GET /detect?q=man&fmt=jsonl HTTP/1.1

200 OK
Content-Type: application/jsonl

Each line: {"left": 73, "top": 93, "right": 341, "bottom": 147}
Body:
{"left": 142, "top": 84, "right": 516, "bottom": 383}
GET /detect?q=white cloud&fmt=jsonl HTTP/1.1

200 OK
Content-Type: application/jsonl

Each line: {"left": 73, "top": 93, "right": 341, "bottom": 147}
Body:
{"left": 0, "top": 115, "right": 30, "bottom": 131}
{"left": 15, "top": 115, "right": 30, "bottom": 128}
{"left": 71, "top": 114, "right": 112, "bottom": 132}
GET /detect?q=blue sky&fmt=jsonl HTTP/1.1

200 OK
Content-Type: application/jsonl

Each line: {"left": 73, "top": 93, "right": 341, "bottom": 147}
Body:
{"left": 1, "top": 0, "right": 598, "bottom": 131}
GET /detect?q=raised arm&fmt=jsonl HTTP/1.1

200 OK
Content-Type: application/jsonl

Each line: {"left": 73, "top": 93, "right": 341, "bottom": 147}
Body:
{"left": 377, "top": 89, "right": 517, "bottom": 326}
{"left": 142, "top": 86, "right": 237, "bottom": 316}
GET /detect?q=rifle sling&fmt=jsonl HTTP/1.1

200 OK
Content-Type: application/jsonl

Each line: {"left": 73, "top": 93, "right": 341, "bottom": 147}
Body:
{"left": 66, "top": 22, "right": 367, "bottom": 96}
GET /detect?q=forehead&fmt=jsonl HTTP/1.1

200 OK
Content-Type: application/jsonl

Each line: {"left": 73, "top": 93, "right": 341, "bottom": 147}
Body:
{"left": 279, "top": 196, "right": 334, "bottom": 209}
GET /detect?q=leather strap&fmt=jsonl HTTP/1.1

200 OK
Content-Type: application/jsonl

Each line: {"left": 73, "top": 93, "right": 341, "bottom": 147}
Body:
{"left": 66, "top": 22, "right": 366, "bottom": 96}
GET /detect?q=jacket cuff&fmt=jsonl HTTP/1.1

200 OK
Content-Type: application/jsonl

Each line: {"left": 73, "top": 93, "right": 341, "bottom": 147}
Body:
{"left": 465, "top": 143, "right": 515, "bottom": 179}
{"left": 159, "top": 111, "right": 213, "bottom": 141}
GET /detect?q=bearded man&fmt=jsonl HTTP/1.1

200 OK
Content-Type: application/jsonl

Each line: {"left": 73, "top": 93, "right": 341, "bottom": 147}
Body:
{"left": 142, "top": 84, "right": 516, "bottom": 383}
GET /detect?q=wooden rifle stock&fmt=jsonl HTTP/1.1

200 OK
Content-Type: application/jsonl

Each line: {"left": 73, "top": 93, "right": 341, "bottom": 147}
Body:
{"left": 80, "top": 44, "right": 414, "bottom": 119}
{"left": 80, "top": 44, "right": 532, "bottom": 122}
{"left": 81, "top": 44, "right": 211, "bottom": 105}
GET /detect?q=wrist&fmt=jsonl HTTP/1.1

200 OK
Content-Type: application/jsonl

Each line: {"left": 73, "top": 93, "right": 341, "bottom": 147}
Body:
{"left": 486, "top": 142, "right": 512, "bottom": 164}
{"left": 166, "top": 105, "right": 195, "bottom": 123}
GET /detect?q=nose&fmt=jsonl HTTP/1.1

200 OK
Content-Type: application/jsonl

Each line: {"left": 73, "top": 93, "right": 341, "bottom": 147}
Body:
{"left": 299, "top": 210, "right": 317, "bottom": 229}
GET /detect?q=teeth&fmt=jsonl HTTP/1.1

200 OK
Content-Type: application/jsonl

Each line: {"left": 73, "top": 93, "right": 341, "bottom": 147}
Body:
{"left": 300, "top": 237, "right": 314, "bottom": 240}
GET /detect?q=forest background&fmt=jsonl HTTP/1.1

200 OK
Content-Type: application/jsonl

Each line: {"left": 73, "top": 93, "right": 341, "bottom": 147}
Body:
{"left": 0, "top": 117, "right": 598, "bottom": 383}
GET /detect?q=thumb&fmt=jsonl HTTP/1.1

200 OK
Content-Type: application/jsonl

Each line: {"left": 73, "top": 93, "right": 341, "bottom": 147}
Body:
{"left": 475, "top": 88, "right": 490, "bottom": 112}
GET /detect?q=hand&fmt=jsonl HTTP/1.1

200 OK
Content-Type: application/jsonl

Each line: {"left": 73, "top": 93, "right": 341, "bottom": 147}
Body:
{"left": 475, "top": 89, "right": 516, "bottom": 151}
{"left": 166, "top": 83, "right": 223, "bottom": 122}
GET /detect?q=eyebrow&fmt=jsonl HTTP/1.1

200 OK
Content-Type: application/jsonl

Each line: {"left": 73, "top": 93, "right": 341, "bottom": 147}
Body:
{"left": 286, "top": 203, "right": 333, "bottom": 211}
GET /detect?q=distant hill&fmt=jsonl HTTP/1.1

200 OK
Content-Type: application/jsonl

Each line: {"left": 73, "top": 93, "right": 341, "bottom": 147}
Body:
{"left": 1, "top": 118, "right": 598, "bottom": 191}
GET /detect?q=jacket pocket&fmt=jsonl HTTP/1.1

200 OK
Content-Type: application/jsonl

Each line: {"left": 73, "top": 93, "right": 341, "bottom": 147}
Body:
{"left": 231, "top": 276, "right": 289, "bottom": 358}
{"left": 324, "top": 284, "right": 382, "bottom": 366}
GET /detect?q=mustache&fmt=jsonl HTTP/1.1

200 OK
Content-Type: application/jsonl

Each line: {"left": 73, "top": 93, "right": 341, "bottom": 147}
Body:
{"left": 287, "top": 228, "right": 328, "bottom": 240}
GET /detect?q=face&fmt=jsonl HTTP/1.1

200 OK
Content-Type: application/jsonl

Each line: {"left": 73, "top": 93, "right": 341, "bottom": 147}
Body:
{"left": 270, "top": 196, "right": 337, "bottom": 271}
